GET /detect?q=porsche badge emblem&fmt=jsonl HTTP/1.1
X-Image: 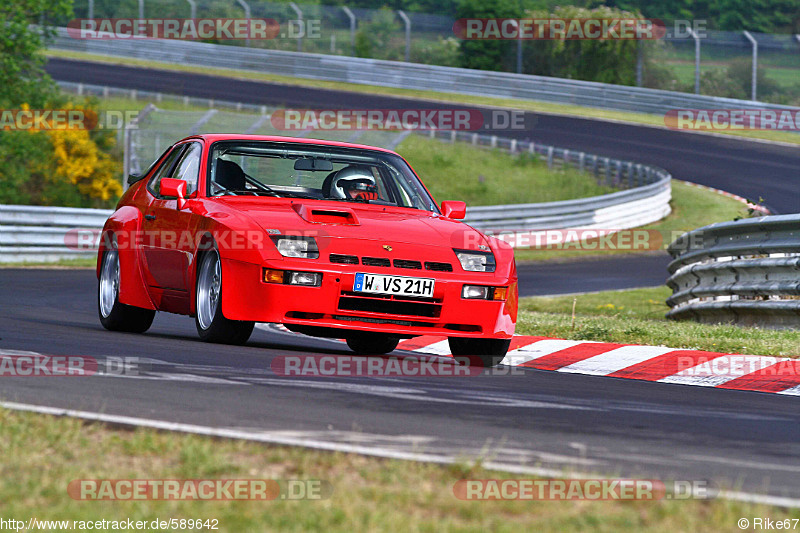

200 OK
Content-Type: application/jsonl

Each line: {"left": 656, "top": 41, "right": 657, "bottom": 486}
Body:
{"left": 383, "top": 245, "right": 393, "bottom": 252}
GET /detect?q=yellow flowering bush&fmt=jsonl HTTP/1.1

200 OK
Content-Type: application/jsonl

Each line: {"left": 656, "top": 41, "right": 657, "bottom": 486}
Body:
{"left": 1, "top": 102, "right": 123, "bottom": 207}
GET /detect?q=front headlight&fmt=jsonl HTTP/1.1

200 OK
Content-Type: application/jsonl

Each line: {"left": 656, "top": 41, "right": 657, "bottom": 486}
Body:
{"left": 271, "top": 236, "right": 319, "bottom": 259}
{"left": 453, "top": 249, "right": 496, "bottom": 272}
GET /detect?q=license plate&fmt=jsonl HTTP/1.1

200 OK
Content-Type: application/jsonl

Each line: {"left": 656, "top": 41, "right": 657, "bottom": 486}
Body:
{"left": 353, "top": 273, "right": 435, "bottom": 298}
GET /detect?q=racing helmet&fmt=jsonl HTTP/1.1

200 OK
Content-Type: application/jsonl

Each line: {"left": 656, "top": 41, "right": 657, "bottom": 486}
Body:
{"left": 330, "top": 166, "right": 379, "bottom": 200}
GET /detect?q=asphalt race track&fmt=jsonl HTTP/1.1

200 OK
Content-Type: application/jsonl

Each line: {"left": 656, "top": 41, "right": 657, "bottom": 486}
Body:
{"left": 46, "top": 58, "right": 800, "bottom": 214}
{"left": 8, "top": 58, "right": 795, "bottom": 502}
{"left": 1, "top": 269, "right": 799, "bottom": 502}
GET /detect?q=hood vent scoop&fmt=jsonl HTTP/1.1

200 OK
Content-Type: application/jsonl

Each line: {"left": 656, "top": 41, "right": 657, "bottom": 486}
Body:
{"left": 292, "top": 203, "right": 359, "bottom": 225}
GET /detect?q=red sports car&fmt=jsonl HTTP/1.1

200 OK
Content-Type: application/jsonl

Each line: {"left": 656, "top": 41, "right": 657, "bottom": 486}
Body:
{"left": 97, "top": 134, "right": 518, "bottom": 366}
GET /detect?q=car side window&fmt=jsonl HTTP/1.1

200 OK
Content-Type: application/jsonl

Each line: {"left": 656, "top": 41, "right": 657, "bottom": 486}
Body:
{"left": 148, "top": 145, "right": 186, "bottom": 197}
{"left": 171, "top": 142, "right": 202, "bottom": 195}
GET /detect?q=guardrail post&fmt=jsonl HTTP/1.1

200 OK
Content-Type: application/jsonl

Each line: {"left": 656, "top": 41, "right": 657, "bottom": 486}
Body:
{"left": 490, "top": 135, "right": 497, "bottom": 148}
{"left": 186, "top": 0, "right": 196, "bottom": 19}
{"left": 563, "top": 149, "right": 569, "bottom": 167}
{"left": 546, "top": 146, "right": 553, "bottom": 169}
{"left": 626, "top": 162, "right": 633, "bottom": 188}
{"left": 529, "top": 142, "right": 535, "bottom": 155}
{"left": 510, "top": 139, "right": 517, "bottom": 153}
{"left": 235, "top": 0, "right": 252, "bottom": 47}
{"left": 743, "top": 31, "right": 758, "bottom": 100}
{"left": 578, "top": 152, "right": 585, "bottom": 172}
{"left": 342, "top": 6, "right": 356, "bottom": 55}
{"left": 289, "top": 2, "right": 303, "bottom": 52}
{"left": 688, "top": 28, "right": 701, "bottom": 94}
{"left": 397, "top": 10, "right": 411, "bottom": 62}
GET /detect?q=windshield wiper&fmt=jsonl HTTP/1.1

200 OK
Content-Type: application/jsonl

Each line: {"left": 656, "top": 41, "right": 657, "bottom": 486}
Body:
{"left": 219, "top": 190, "right": 280, "bottom": 197}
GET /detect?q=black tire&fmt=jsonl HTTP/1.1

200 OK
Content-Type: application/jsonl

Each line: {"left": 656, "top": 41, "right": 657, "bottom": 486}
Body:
{"left": 194, "top": 249, "right": 254, "bottom": 345}
{"left": 448, "top": 337, "right": 511, "bottom": 367}
{"left": 98, "top": 249, "right": 156, "bottom": 333}
{"left": 346, "top": 333, "right": 400, "bottom": 355}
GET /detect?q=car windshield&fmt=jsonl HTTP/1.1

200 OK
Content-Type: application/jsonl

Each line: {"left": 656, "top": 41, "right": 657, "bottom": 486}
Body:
{"left": 206, "top": 140, "right": 439, "bottom": 213}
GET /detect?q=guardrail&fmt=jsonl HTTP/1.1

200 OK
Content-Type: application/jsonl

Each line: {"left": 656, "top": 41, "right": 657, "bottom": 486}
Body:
{"left": 0, "top": 205, "right": 111, "bottom": 263}
{"left": 423, "top": 130, "right": 671, "bottom": 231}
{"left": 666, "top": 215, "right": 800, "bottom": 329}
{"left": 4, "top": 88, "right": 672, "bottom": 263}
{"left": 50, "top": 27, "right": 800, "bottom": 117}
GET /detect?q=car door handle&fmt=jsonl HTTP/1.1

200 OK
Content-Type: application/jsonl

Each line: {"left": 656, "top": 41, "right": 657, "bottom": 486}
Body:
{"left": 144, "top": 214, "right": 156, "bottom": 221}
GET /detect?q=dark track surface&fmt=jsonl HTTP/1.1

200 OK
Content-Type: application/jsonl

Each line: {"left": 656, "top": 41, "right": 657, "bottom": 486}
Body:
{"left": 46, "top": 58, "right": 800, "bottom": 214}
{"left": 1, "top": 269, "right": 799, "bottom": 500}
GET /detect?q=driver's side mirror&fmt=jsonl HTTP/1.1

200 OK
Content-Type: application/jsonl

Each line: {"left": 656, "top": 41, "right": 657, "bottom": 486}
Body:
{"left": 160, "top": 178, "right": 188, "bottom": 209}
{"left": 441, "top": 201, "right": 466, "bottom": 220}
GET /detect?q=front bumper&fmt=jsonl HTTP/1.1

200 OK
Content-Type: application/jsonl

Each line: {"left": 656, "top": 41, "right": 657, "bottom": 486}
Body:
{"left": 220, "top": 258, "right": 517, "bottom": 338}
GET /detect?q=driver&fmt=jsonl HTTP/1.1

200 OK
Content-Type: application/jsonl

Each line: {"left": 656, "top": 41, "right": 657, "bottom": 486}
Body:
{"left": 330, "top": 166, "right": 379, "bottom": 201}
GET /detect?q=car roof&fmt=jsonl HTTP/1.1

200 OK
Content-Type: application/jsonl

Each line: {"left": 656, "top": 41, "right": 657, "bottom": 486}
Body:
{"left": 182, "top": 134, "right": 400, "bottom": 155}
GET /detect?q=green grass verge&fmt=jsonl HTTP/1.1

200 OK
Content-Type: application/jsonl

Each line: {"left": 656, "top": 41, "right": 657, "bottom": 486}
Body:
{"left": 512, "top": 180, "right": 751, "bottom": 262}
{"left": 518, "top": 287, "right": 800, "bottom": 357}
{"left": 0, "top": 258, "right": 96, "bottom": 268}
{"left": 399, "top": 134, "right": 615, "bottom": 205}
{"left": 665, "top": 60, "right": 800, "bottom": 90}
{"left": 2, "top": 407, "right": 798, "bottom": 531}
{"left": 46, "top": 49, "right": 800, "bottom": 146}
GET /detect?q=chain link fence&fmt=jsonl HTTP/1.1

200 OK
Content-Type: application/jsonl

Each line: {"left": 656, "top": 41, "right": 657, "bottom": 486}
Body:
{"left": 61, "top": 1, "right": 800, "bottom": 104}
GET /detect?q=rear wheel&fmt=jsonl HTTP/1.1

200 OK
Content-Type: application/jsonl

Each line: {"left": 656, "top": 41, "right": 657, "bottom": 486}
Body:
{"left": 195, "top": 249, "right": 254, "bottom": 345}
{"left": 346, "top": 333, "right": 400, "bottom": 355}
{"left": 448, "top": 337, "right": 511, "bottom": 367}
{"left": 98, "top": 249, "right": 155, "bottom": 333}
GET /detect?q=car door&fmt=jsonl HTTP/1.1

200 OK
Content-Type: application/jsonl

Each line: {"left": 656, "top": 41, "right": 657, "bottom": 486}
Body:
{"left": 141, "top": 142, "right": 202, "bottom": 300}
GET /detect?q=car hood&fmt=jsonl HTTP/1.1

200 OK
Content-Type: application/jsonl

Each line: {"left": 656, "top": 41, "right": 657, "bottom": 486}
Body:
{"left": 221, "top": 199, "right": 489, "bottom": 250}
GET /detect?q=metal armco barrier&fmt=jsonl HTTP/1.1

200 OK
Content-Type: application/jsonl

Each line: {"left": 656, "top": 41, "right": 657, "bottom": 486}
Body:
{"left": 0, "top": 205, "right": 111, "bottom": 263}
{"left": 424, "top": 130, "right": 672, "bottom": 231}
{"left": 49, "top": 28, "right": 800, "bottom": 117}
{"left": 0, "top": 134, "right": 671, "bottom": 263}
{"left": 666, "top": 215, "right": 800, "bottom": 329}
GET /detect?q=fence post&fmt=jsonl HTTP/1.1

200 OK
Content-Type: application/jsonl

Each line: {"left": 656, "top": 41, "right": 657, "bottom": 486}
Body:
{"left": 88, "top": 0, "right": 94, "bottom": 19}
{"left": 689, "top": 28, "right": 701, "bottom": 94}
{"left": 397, "top": 10, "right": 411, "bottom": 62}
{"left": 635, "top": 41, "right": 642, "bottom": 86}
{"left": 138, "top": 0, "right": 144, "bottom": 20}
{"left": 342, "top": 6, "right": 356, "bottom": 56}
{"left": 289, "top": 2, "right": 303, "bottom": 52}
{"left": 186, "top": 0, "right": 196, "bottom": 19}
{"left": 743, "top": 31, "right": 758, "bottom": 101}
{"left": 236, "top": 0, "right": 251, "bottom": 47}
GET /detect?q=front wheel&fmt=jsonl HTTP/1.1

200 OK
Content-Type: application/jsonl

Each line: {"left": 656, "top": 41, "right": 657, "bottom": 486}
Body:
{"left": 346, "top": 333, "right": 400, "bottom": 355}
{"left": 195, "top": 249, "right": 254, "bottom": 345}
{"left": 98, "top": 249, "right": 155, "bottom": 333}
{"left": 448, "top": 337, "right": 511, "bottom": 367}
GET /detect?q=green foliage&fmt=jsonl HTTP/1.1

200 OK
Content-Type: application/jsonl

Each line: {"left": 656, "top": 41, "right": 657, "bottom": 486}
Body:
{"left": 456, "top": 0, "right": 524, "bottom": 71}
{"left": 600, "top": 0, "right": 799, "bottom": 33}
{"left": 0, "top": 0, "right": 72, "bottom": 108}
{"left": 0, "top": 0, "right": 122, "bottom": 208}
{"left": 521, "top": 5, "right": 644, "bottom": 85}
{"left": 354, "top": 8, "right": 403, "bottom": 59}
